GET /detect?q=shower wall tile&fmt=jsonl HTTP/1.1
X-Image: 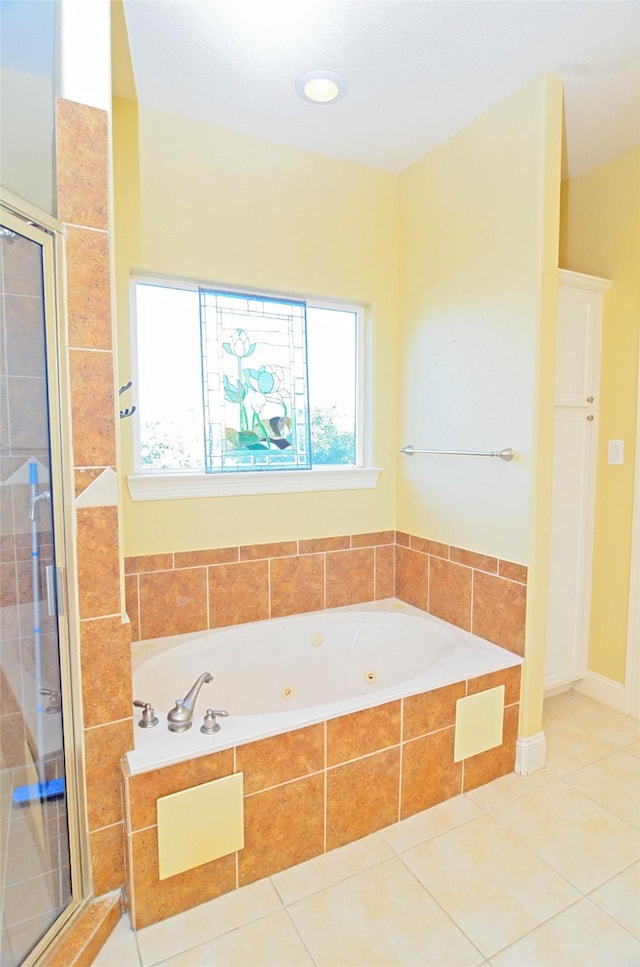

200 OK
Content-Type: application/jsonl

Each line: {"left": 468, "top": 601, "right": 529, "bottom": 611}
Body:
{"left": 326, "top": 748, "right": 400, "bottom": 850}
{"left": 138, "top": 567, "right": 207, "bottom": 639}
{"left": 208, "top": 560, "right": 269, "bottom": 628}
{"left": 326, "top": 701, "right": 400, "bottom": 765}
{"left": 80, "top": 616, "right": 132, "bottom": 728}
{"left": 239, "top": 774, "right": 325, "bottom": 886}
{"left": 68, "top": 349, "right": 116, "bottom": 468}
{"left": 75, "top": 506, "right": 120, "bottom": 620}
{"left": 56, "top": 99, "right": 109, "bottom": 230}
{"left": 270, "top": 553, "right": 325, "bottom": 618}
{"left": 65, "top": 227, "right": 111, "bottom": 350}
{"left": 472, "top": 570, "right": 527, "bottom": 655}
{"left": 326, "top": 547, "right": 374, "bottom": 608}
{"left": 4, "top": 295, "right": 46, "bottom": 377}
{"left": 237, "top": 724, "right": 324, "bottom": 794}
{"left": 429, "top": 557, "right": 472, "bottom": 630}
{"left": 374, "top": 543, "right": 395, "bottom": 599}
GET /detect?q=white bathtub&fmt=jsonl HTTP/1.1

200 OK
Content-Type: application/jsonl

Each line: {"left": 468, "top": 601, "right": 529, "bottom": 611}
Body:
{"left": 126, "top": 599, "right": 522, "bottom": 774}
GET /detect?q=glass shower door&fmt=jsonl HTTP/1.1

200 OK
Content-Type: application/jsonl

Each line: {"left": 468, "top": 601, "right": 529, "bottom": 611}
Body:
{"left": 0, "top": 215, "right": 73, "bottom": 965}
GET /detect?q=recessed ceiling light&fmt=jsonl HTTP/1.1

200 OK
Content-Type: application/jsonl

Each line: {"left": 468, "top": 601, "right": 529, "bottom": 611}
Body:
{"left": 295, "top": 70, "right": 347, "bottom": 104}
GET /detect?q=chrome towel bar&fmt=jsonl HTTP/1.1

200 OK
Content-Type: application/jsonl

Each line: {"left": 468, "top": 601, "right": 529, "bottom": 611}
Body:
{"left": 400, "top": 445, "right": 514, "bottom": 461}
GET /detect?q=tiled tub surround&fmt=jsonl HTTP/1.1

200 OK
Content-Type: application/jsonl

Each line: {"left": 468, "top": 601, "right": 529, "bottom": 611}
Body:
{"left": 124, "top": 530, "right": 527, "bottom": 657}
{"left": 122, "top": 663, "right": 521, "bottom": 929}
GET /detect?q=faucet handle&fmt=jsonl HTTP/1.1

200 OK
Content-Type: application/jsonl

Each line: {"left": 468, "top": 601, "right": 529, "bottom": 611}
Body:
{"left": 133, "top": 699, "right": 159, "bottom": 728}
{"left": 200, "top": 708, "right": 229, "bottom": 734}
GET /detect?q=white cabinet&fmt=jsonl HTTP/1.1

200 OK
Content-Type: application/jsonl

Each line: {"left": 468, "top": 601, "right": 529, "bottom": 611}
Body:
{"left": 545, "top": 269, "right": 611, "bottom": 690}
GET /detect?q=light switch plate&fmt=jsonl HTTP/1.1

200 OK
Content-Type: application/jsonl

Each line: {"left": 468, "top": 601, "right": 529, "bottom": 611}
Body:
{"left": 608, "top": 440, "right": 624, "bottom": 465}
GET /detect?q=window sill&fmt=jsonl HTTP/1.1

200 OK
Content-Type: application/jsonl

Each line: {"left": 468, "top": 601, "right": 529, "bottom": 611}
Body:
{"left": 127, "top": 466, "right": 382, "bottom": 501}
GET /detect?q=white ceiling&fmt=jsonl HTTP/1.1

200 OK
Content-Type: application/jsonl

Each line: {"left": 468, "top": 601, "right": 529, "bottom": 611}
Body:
{"left": 116, "top": 0, "right": 640, "bottom": 177}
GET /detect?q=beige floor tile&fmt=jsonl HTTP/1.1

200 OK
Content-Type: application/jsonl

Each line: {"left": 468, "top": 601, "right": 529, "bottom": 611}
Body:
{"left": 93, "top": 914, "right": 141, "bottom": 966}
{"left": 463, "top": 768, "right": 555, "bottom": 812}
{"left": 271, "top": 831, "right": 393, "bottom": 905}
{"left": 379, "top": 794, "right": 482, "bottom": 852}
{"left": 288, "top": 856, "right": 482, "bottom": 966}
{"left": 563, "top": 750, "right": 640, "bottom": 827}
{"left": 543, "top": 713, "right": 619, "bottom": 776}
{"left": 625, "top": 740, "right": 640, "bottom": 759}
{"left": 400, "top": 814, "right": 578, "bottom": 958}
{"left": 491, "top": 898, "right": 640, "bottom": 966}
{"left": 491, "top": 780, "right": 640, "bottom": 893}
{"left": 544, "top": 692, "right": 640, "bottom": 747}
{"left": 136, "top": 878, "right": 282, "bottom": 966}
{"left": 157, "top": 909, "right": 313, "bottom": 966}
{"left": 589, "top": 862, "right": 640, "bottom": 939}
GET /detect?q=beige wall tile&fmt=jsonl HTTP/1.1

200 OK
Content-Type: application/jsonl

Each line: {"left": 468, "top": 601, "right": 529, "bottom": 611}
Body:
{"left": 240, "top": 540, "right": 297, "bottom": 561}
{"left": 56, "top": 99, "right": 109, "bottom": 229}
{"left": 463, "top": 704, "right": 519, "bottom": 791}
{"left": 326, "top": 748, "right": 400, "bottom": 850}
{"left": 326, "top": 547, "right": 375, "bottom": 608}
{"left": 401, "top": 728, "right": 462, "bottom": 818}
{"left": 327, "top": 702, "right": 400, "bottom": 766}
{"left": 237, "top": 725, "right": 324, "bottom": 794}
{"left": 239, "top": 774, "right": 324, "bottom": 886}
{"left": 90, "top": 823, "right": 125, "bottom": 896}
{"left": 208, "top": 560, "right": 269, "bottom": 628}
{"left": 69, "top": 349, "right": 116, "bottom": 468}
{"left": 429, "top": 557, "right": 472, "bottom": 630}
{"left": 374, "top": 543, "right": 395, "bottom": 599}
{"left": 85, "top": 719, "right": 134, "bottom": 830}
{"left": 472, "top": 571, "right": 527, "bottom": 655}
{"left": 75, "top": 506, "right": 120, "bottom": 620}
{"left": 395, "top": 545, "right": 428, "bottom": 610}
{"left": 65, "top": 227, "right": 112, "bottom": 350}
{"left": 80, "top": 616, "right": 132, "bottom": 728}
{"left": 270, "top": 554, "right": 325, "bottom": 618}
{"left": 467, "top": 665, "right": 522, "bottom": 706}
{"left": 299, "top": 536, "right": 350, "bottom": 553}
{"left": 403, "top": 682, "right": 466, "bottom": 740}
{"left": 450, "top": 546, "right": 498, "bottom": 573}
{"left": 138, "top": 567, "right": 207, "bottom": 639}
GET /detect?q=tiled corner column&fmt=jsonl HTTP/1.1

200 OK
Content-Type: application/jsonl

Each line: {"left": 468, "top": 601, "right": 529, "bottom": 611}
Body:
{"left": 56, "top": 98, "right": 133, "bottom": 897}
{"left": 123, "top": 664, "right": 521, "bottom": 929}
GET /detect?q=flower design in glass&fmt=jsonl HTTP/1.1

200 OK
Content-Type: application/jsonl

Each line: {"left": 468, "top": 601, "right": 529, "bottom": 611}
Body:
{"left": 199, "top": 289, "right": 311, "bottom": 471}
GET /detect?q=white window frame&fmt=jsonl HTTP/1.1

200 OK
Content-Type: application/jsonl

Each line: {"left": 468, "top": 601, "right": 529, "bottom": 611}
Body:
{"left": 126, "top": 276, "right": 380, "bottom": 500}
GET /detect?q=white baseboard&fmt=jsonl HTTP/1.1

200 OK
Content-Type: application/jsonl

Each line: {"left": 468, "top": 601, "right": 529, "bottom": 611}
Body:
{"left": 571, "top": 672, "right": 627, "bottom": 714}
{"left": 515, "top": 732, "right": 546, "bottom": 775}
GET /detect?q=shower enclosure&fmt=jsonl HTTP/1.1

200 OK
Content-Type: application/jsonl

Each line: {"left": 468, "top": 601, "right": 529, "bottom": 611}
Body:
{"left": 1, "top": 204, "right": 85, "bottom": 966}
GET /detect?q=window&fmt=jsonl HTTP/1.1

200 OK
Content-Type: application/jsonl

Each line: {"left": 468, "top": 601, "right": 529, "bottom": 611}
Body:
{"left": 128, "top": 280, "right": 378, "bottom": 499}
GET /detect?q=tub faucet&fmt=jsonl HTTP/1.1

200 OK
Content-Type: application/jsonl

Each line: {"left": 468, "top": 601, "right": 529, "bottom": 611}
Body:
{"left": 167, "top": 672, "right": 213, "bottom": 732}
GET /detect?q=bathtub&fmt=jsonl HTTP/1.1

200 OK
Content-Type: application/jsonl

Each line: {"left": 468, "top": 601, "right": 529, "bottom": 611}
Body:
{"left": 126, "top": 599, "right": 522, "bottom": 775}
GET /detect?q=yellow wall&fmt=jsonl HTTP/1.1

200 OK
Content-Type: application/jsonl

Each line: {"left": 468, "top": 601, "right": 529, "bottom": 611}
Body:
{"left": 559, "top": 147, "right": 640, "bottom": 683}
{"left": 397, "top": 76, "right": 563, "bottom": 566}
{"left": 397, "top": 76, "right": 564, "bottom": 737}
{"left": 113, "top": 100, "right": 399, "bottom": 555}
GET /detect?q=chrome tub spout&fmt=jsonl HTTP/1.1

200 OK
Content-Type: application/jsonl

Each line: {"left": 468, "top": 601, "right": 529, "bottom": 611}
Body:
{"left": 167, "top": 672, "right": 213, "bottom": 732}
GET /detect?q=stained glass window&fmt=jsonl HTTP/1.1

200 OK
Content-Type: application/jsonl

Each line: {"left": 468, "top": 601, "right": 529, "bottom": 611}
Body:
{"left": 199, "top": 289, "right": 311, "bottom": 472}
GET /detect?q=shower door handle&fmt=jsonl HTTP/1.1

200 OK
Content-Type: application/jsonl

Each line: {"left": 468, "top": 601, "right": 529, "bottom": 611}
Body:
{"left": 45, "top": 565, "right": 65, "bottom": 617}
